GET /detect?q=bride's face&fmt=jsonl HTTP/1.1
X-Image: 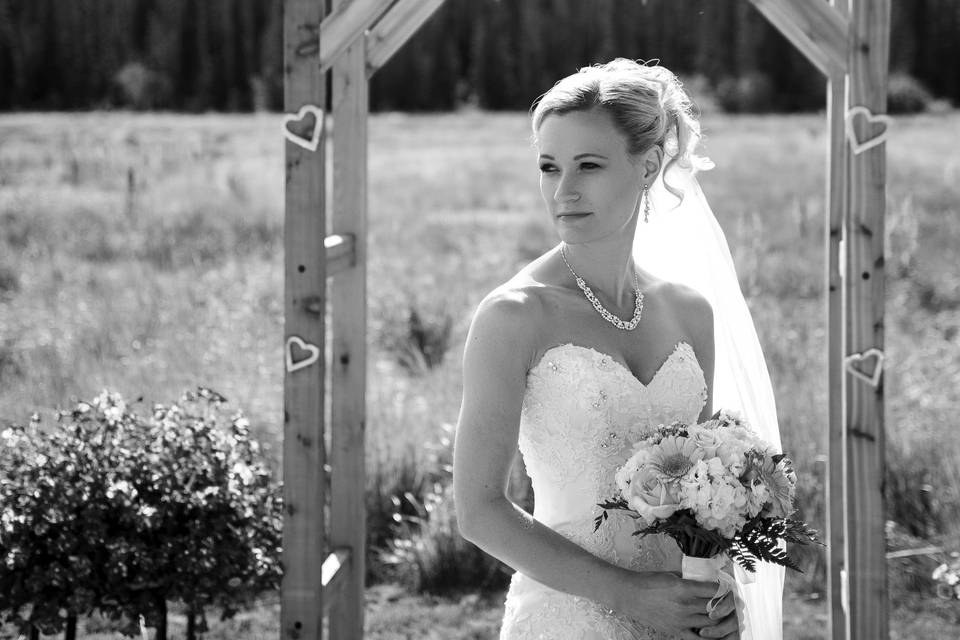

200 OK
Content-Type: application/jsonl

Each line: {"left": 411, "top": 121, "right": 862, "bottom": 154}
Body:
{"left": 536, "top": 108, "right": 644, "bottom": 245}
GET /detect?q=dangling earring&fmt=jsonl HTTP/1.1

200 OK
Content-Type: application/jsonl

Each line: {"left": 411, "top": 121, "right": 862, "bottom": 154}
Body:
{"left": 642, "top": 184, "right": 651, "bottom": 223}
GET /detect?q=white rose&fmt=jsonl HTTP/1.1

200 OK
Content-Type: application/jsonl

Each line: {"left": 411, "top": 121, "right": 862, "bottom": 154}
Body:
{"left": 623, "top": 465, "right": 681, "bottom": 526}
{"left": 690, "top": 426, "right": 723, "bottom": 458}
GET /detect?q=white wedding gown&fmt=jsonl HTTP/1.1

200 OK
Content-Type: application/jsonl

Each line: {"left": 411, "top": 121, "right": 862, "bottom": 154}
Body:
{"left": 500, "top": 340, "right": 708, "bottom": 640}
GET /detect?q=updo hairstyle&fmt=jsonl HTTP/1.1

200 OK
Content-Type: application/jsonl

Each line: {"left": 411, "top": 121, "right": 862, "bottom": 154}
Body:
{"left": 531, "top": 59, "right": 704, "bottom": 196}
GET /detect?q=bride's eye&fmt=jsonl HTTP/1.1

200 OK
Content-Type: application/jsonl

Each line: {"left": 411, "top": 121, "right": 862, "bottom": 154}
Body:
{"left": 580, "top": 162, "right": 601, "bottom": 170}
{"left": 539, "top": 163, "right": 558, "bottom": 173}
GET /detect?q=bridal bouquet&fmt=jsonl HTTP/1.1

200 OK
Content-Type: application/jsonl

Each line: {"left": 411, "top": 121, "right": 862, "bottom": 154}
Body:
{"left": 594, "top": 409, "right": 819, "bottom": 634}
{"left": 594, "top": 409, "right": 817, "bottom": 569}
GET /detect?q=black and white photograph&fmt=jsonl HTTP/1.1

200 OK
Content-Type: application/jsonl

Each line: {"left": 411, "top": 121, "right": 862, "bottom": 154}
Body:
{"left": 1, "top": 1, "right": 958, "bottom": 638}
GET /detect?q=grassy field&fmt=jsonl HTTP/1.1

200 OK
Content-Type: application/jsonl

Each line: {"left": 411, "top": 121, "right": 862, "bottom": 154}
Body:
{"left": 1, "top": 109, "right": 960, "bottom": 637}
{"left": 10, "top": 587, "right": 958, "bottom": 639}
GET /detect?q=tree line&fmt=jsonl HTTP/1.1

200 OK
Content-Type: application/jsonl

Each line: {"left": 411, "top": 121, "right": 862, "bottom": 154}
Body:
{"left": 0, "top": 0, "right": 956, "bottom": 112}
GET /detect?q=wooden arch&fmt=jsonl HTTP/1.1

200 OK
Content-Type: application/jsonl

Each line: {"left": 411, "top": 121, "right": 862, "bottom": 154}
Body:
{"left": 279, "top": 1, "right": 891, "bottom": 638}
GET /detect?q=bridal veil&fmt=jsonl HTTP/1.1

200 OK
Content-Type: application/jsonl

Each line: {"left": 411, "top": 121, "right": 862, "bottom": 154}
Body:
{"left": 633, "top": 154, "right": 785, "bottom": 640}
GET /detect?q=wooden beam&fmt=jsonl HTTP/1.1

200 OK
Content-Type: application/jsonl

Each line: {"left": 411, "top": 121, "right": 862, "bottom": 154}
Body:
{"left": 365, "top": 0, "right": 446, "bottom": 75}
{"left": 328, "top": 27, "right": 369, "bottom": 640}
{"left": 281, "top": 0, "right": 327, "bottom": 637}
{"left": 845, "top": 0, "right": 890, "bottom": 638}
{"left": 325, "top": 233, "right": 357, "bottom": 276}
{"left": 320, "top": 0, "right": 394, "bottom": 73}
{"left": 749, "top": 0, "right": 849, "bottom": 77}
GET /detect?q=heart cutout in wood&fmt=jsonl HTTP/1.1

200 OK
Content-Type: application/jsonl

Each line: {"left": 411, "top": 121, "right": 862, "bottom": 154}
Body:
{"left": 286, "top": 336, "right": 320, "bottom": 373}
{"left": 845, "top": 106, "right": 892, "bottom": 155}
{"left": 283, "top": 105, "right": 324, "bottom": 152}
{"left": 843, "top": 348, "right": 885, "bottom": 387}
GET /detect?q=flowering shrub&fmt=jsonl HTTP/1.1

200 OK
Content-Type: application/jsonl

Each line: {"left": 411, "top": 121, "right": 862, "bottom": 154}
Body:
{"left": 934, "top": 553, "right": 960, "bottom": 600}
{"left": 0, "top": 388, "right": 283, "bottom": 638}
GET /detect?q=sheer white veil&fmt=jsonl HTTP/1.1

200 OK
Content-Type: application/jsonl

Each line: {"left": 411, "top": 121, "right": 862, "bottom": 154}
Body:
{"left": 633, "top": 153, "right": 785, "bottom": 640}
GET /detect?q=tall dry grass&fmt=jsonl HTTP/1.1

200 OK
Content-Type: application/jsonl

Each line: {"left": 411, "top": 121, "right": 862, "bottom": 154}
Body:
{"left": 1, "top": 110, "right": 960, "bottom": 625}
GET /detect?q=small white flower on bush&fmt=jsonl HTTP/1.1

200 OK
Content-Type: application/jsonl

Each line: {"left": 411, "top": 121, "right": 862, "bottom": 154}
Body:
{"left": 106, "top": 479, "right": 137, "bottom": 499}
{"left": 934, "top": 553, "right": 960, "bottom": 600}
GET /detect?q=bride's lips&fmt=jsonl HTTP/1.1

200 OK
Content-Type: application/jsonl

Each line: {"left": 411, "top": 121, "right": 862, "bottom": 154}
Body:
{"left": 556, "top": 211, "right": 593, "bottom": 221}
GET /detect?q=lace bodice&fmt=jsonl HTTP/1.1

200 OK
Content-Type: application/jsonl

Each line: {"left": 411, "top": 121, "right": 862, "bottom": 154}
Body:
{"left": 500, "top": 341, "right": 708, "bottom": 640}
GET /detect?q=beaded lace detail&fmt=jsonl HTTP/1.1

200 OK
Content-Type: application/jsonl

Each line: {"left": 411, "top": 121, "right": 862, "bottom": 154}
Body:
{"left": 500, "top": 342, "right": 708, "bottom": 640}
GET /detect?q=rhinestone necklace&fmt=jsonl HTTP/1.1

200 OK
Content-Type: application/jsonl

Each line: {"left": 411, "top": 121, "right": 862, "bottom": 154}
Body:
{"left": 560, "top": 244, "right": 644, "bottom": 331}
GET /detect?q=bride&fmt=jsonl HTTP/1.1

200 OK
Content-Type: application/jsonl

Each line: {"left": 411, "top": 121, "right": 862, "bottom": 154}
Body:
{"left": 453, "top": 59, "right": 783, "bottom": 640}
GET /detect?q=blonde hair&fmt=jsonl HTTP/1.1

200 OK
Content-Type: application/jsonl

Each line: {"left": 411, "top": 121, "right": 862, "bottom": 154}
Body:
{"left": 531, "top": 58, "right": 703, "bottom": 198}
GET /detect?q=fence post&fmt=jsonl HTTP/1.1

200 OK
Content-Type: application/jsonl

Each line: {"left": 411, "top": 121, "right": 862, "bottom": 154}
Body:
{"left": 281, "top": 0, "right": 329, "bottom": 637}
{"left": 845, "top": 0, "right": 891, "bottom": 638}
{"left": 329, "top": 25, "right": 369, "bottom": 639}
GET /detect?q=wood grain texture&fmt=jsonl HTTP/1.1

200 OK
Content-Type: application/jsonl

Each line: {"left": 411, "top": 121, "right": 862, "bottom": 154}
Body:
{"left": 845, "top": 0, "right": 891, "bottom": 638}
{"left": 826, "top": 71, "right": 850, "bottom": 640}
{"left": 281, "top": 0, "right": 328, "bottom": 637}
{"left": 365, "top": 0, "right": 446, "bottom": 74}
{"left": 328, "top": 32, "right": 368, "bottom": 640}
{"left": 320, "top": 0, "right": 393, "bottom": 73}
{"left": 749, "top": 0, "right": 849, "bottom": 77}
{"left": 826, "top": 8, "right": 850, "bottom": 638}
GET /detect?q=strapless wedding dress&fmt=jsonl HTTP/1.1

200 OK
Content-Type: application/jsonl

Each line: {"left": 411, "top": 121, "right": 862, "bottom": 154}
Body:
{"left": 500, "top": 341, "right": 708, "bottom": 640}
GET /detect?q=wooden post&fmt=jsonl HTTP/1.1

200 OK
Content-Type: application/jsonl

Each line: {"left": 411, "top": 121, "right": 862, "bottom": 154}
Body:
{"left": 825, "top": 68, "right": 850, "bottom": 640}
{"left": 826, "top": 8, "right": 851, "bottom": 640}
{"left": 329, "top": 23, "right": 369, "bottom": 640}
{"left": 279, "top": 1, "right": 451, "bottom": 637}
{"left": 281, "top": 0, "right": 328, "bottom": 637}
{"left": 845, "top": 0, "right": 890, "bottom": 638}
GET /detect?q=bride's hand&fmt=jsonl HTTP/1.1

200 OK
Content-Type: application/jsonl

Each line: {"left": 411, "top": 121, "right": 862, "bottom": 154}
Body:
{"left": 698, "top": 590, "right": 740, "bottom": 639}
{"left": 612, "top": 571, "right": 730, "bottom": 640}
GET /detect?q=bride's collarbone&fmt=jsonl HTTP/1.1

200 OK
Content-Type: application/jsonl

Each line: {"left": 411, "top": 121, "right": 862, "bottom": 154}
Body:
{"left": 528, "top": 278, "right": 692, "bottom": 378}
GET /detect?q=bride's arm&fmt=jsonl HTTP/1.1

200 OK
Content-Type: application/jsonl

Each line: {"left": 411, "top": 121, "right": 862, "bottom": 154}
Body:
{"left": 676, "top": 286, "right": 715, "bottom": 424}
{"left": 453, "top": 289, "right": 718, "bottom": 638}
{"left": 454, "top": 289, "right": 620, "bottom": 602}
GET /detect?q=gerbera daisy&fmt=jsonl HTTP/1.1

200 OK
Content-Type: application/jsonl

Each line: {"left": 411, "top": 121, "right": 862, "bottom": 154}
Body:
{"left": 650, "top": 436, "right": 703, "bottom": 482}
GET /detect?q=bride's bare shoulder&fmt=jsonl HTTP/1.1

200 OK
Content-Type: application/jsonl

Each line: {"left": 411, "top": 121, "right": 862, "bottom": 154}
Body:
{"left": 650, "top": 279, "right": 714, "bottom": 349}
{"left": 472, "top": 249, "right": 562, "bottom": 325}
{"left": 463, "top": 283, "right": 547, "bottom": 374}
{"left": 472, "top": 275, "right": 548, "bottom": 333}
{"left": 652, "top": 280, "right": 712, "bottom": 318}
{"left": 466, "top": 255, "right": 564, "bottom": 361}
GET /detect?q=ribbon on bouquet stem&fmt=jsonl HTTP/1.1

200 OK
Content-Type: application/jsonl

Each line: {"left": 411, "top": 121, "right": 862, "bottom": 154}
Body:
{"left": 681, "top": 554, "right": 756, "bottom": 639}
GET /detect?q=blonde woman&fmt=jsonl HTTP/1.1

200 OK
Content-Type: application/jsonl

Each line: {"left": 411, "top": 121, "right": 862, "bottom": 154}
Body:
{"left": 453, "top": 59, "right": 783, "bottom": 640}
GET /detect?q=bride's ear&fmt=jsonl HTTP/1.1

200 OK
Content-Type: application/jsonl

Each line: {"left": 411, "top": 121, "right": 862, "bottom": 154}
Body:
{"left": 639, "top": 145, "right": 664, "bottom": 184}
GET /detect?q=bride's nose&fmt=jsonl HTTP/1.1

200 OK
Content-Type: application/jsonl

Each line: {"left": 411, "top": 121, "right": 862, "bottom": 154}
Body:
{"left": 555, "top": 174, "right": 581, "bottom": 203}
